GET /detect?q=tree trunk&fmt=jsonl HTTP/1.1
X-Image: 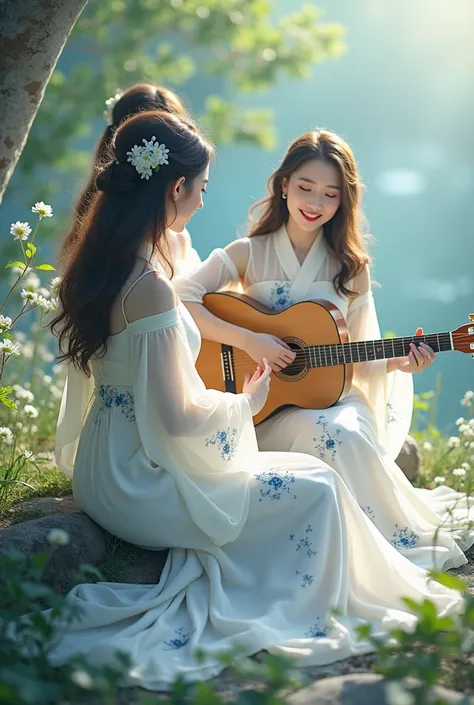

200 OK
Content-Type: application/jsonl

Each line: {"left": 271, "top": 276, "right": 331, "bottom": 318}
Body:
{"left": 0, "top": 0, "right": 88, "bottom": 203}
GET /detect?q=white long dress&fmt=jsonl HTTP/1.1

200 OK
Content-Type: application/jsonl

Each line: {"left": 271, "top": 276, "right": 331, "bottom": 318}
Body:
{"left": 175, "top": 226, "right": 474, "bottom": 569}
{"left": 51, "top": 265, "right": 464, "bottom": 691}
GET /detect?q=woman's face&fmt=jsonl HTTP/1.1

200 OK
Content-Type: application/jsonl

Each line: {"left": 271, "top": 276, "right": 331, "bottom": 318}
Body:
{"left": 282, "top": 159, "right": 341, "bottom": 236}
{"left": 167, "top": 165, "right": 209, "bottom": 233}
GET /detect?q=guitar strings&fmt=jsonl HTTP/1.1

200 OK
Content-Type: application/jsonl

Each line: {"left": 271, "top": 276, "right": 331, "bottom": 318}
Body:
{"left": 216, "top": 333, "right": 473, "bottom": 371}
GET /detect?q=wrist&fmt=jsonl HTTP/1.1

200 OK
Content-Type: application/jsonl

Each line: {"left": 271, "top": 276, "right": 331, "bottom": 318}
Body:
{"left": 236, "top": 327, "right": 255, "bottom": 351}
{"left": 387, "top": 357, "right": 401, "bottom": 373}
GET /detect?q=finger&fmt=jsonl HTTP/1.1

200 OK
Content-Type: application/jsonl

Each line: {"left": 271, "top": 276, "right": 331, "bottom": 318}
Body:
{"left": 419, "top": 342, "right": 436, "bottom": 359}
{"left": 281, "top": 349, "right": 296, "bottom": 362}
{"left": 408, "top": 351, "right": 419, "bottom": 372}
{"left": 409, "top": 343, "right": 424, "bottom": 364}
{"left": 244, "top": 373, "right": 250, "bottom": 385}
{"left": 262, "top": 359, "right": 273, "bottom": 377}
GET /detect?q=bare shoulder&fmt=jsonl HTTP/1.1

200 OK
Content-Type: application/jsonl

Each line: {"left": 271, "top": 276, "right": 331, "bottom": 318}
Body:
{"left": 224, "top": 238, "right": 250, "bottom": 278}
{"left": 124, "top": 268, "right": 177, "bottom": 322}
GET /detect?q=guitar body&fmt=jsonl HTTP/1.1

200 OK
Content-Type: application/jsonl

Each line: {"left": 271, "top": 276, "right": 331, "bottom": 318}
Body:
{"left": 196, "top": 292, "right": 352, "bottom": 425}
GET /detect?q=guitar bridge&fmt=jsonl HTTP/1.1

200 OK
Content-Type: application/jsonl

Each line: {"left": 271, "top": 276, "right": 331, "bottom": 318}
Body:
{"left": 220, "top": 345, "right": 236, "bottom": 393}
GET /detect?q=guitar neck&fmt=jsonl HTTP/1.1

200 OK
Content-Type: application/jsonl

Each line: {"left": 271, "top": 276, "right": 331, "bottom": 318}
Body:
{"left": 307, "top": 332, "right": 453, "bottom": 368}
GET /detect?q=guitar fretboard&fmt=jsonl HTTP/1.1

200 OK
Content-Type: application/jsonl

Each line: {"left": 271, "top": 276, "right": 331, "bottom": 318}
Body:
{"left": 305, "top": 332, "right": 452, "bottom": 368}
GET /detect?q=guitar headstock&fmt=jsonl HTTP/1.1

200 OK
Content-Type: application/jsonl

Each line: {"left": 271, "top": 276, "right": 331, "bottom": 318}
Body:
{"left": 452, "top": 314, "right": 474, "bottom": 356}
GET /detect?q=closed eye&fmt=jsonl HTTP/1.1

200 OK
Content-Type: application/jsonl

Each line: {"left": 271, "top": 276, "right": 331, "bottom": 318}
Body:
{"left": 326, "top": 194, "right": 337, "bottom": 199}
{"left": 299, "top": 186, "right": 311, "bottom": 192}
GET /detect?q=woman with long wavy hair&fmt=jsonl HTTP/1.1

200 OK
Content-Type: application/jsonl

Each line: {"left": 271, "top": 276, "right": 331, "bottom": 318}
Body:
{"left": 47, "top": 113, "right": 462, "bottom": 689}
{"left": 61, "top": 82, "right": 201, "bottom": 274}
{"left": 177, "top": 128, "right": 474, "bottom": 569}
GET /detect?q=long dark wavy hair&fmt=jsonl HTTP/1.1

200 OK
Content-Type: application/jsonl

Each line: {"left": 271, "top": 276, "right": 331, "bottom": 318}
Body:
{"left": 249, "top": 130, "right": 370, "bottom": 297}
{"left": 62, "top": 83, "right": 189, "bottom": 263}
{"left": 51, "top": 110, "right": 213, "bottom": 375}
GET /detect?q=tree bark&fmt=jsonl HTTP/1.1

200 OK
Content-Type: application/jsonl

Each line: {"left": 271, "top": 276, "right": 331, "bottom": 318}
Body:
{"left": 0, "top": 0, "right": 88, "bottom": 203}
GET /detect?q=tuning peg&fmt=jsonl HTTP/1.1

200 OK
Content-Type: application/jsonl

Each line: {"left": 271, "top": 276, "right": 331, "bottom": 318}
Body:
{"left": 470, "top": 314, "right": 474, "bottom": 321}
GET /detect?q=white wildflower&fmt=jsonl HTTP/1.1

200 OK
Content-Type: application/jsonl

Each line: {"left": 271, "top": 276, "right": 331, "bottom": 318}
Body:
{"left": 10, "top": 221, "right": 31, "bottom": 241}
{"left": 31, "top": 201, "right": 53, "bottom": 218}
{"left": 30, "top": 425, "right": 38, "bottom": 434}
{"left": 21, "top": 341, "right": 34, "bottom": 359}
{"left": 24, "top": 272, "right": 41, "bottom": 291}
{"left": 434, "top": 476, "right": 446, "bottom": 484}
{"left": 71, "top": 669, "right": 94, "bottom": 690}
{"left": 103, "top": 88, "right": 123, "bottom": 124}
{"left": 21, "top": 289, "right": 38, "bottom": 304}
{"left": 453, "top": 467, "right": 467, "bottom": 477}
{"left": 0, "top": 339, "right": 20, "bottom": 356}
{"left": 126, "top": 136, "right": 169, "bottom": 180}
{"left": 15, "top": 422, "right": 23, "bottom": 431}
{"left": 15, "top": 387, "right": 35, "bottom": 403}
{"left": 423, "top": 441, "right": 433, "bottom": 452}
{"left": 0, "top": 427, "right": 13, "bottom": 445}
{"left": 52, "top": 363, "right": 63, "bottom": 377}
{"left": 461, "top": 390, "right": 473, "bottom": 407}
{"left": 15, "top": 331, "right": 26, "bottom": 342}
{"left": 38, "top": 286, "right": 50, "bottom": 298}
{"left": 461, "top": 462, "right": 470, "bottom": 470}
{"left": 37, "top": 295, "right": 55, "bottom": 312}
{"left": 50, "top": 276, "right": 61, "bottom": 295}
{"left": 47, "top": 529, "right": 69, "bottom": 546}
{"left": 456, "top": 417, "right": 465, "bottom": 426}
{"left": 23, "top": 449, "right": 35, "bottom": 460}
{"left": 23, "top": 404, "right": 39, "bottom": 419}
{"left": 386, "top": 681, "right": 415, "bottom": 705}
{"left": 0, "top": 315, "right": 12, "bottom": 333}
{"left": 50, "top": 385, "right": 63, "bottom": 400}
{"left": 447, "top": 436, "right": 460, "bottom": 449}
{"left": 43, "top": 374, "right": 52, "bottom": 385}
{"left": 39, "top": 346, "right": 54, "bottom": 363}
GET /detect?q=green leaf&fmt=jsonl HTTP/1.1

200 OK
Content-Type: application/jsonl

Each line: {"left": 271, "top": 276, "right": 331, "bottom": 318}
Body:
{"left": 25, "top": 243, "right": 37, "bottom": 258}
{"left": 0, "top": 393, "right": 17, "bottom": 410}
{"left": 5, "top": 260, "right": 26, "bottom": 270}
{"left": 428, "top": 570, "right": 468, "bottom": 594}
{"left": 34, "top": 264, "right": 55, "bottom": 271}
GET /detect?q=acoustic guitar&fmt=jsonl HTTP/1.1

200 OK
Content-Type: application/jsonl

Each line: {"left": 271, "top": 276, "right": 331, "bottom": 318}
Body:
{"left": 196, "top": 292, "right": 474, "bottom": 425}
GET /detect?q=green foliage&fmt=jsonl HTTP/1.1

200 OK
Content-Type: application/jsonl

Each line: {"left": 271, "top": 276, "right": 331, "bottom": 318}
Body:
{"left": 17, "top": 0, "right": 345, "bottom": 194}
{"left": 357, "top": 572, "right": 474, "bottom": 704}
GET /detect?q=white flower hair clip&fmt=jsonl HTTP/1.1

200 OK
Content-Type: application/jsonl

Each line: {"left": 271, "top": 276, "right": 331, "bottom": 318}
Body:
{"left": 103, "top": 89, "right": 123, "bottom": 124}
{"left": 126, "top": 136, "right": 170, "bottom": 180}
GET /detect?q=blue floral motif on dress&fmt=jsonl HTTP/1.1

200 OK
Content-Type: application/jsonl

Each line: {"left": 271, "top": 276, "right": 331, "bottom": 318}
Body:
{"left": 255, "top": 470, "right": 297, "bottom": 502}
{"left": 94, "top": 385, "right": 135, "bottom": 422}
{"left": 362, "top": 505, "right": 376, "bottom": 521}
{"left": 305, "top": 618, "right": 328, "bottom": 638}
{"left": 390, "top": 524, "right": 419, "bottom": 550}
{"left": 205, "top": 427, "right": 238, "bottom": 461}
{"left": 387, "top": 402, "right": 399, "bottom": 424}
{"left": 270, "top": 281, "right": 293, "bottom": 311}
{"left": 296, "top": 571, "right": 314, "bottom": 589}
{"left": 163, "top": 626, "right": 194, "bottom": 650}
{"left": 289, "top": 525, "right": 317, "bottom": 558}
{"left": 313, "top": 415, "right": 342, "bottom": 461}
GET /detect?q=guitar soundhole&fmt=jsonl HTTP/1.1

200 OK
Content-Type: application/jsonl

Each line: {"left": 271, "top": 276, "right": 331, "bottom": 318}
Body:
{"left": 277, "top": 339, "right": 307, "bottom": 381}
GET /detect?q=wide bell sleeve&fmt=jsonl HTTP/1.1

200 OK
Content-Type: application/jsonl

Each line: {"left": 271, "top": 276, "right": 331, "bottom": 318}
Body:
{"left": 174, "top": 248, "right": 241, "bottom": 303}
{"left": 346, "top": 285, "right": 413, "bottom": 460}
{"left": 128, "top": 307, "right": 257, "bottom": 546}
{"left": 55, "top": 364, "right": 95, "bottom": 478}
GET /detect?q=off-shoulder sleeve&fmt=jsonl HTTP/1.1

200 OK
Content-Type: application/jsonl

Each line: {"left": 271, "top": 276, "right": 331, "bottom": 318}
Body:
{"left": 347, "top": 278, "right": 413, "bottom": 460}
{"left": 127, "top": 308, "right": 257, "bottom": 545}
{"left": 174, "top": 248, "right": 240, "bottom": 303}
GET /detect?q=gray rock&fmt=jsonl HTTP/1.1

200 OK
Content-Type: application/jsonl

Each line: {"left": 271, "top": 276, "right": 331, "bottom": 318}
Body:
{"left": 0, "top": 513, "right": 106, "bottom": 592}
{"left": 287, "top": 673, "right": 472, "bottom": 705}
{"left": 98, "top": 535, "right": 168, "bottom": 584}
{"left": 396, "top": 435, "right": 420, "bottom": 482}
{"left": 10, "top": 494, "right": 79, "bottom": 524}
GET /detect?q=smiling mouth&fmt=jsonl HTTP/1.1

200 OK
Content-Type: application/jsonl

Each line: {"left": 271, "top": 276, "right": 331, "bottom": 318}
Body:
{"left": 299, "top": 209, "right": 322, "bottom": 223}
